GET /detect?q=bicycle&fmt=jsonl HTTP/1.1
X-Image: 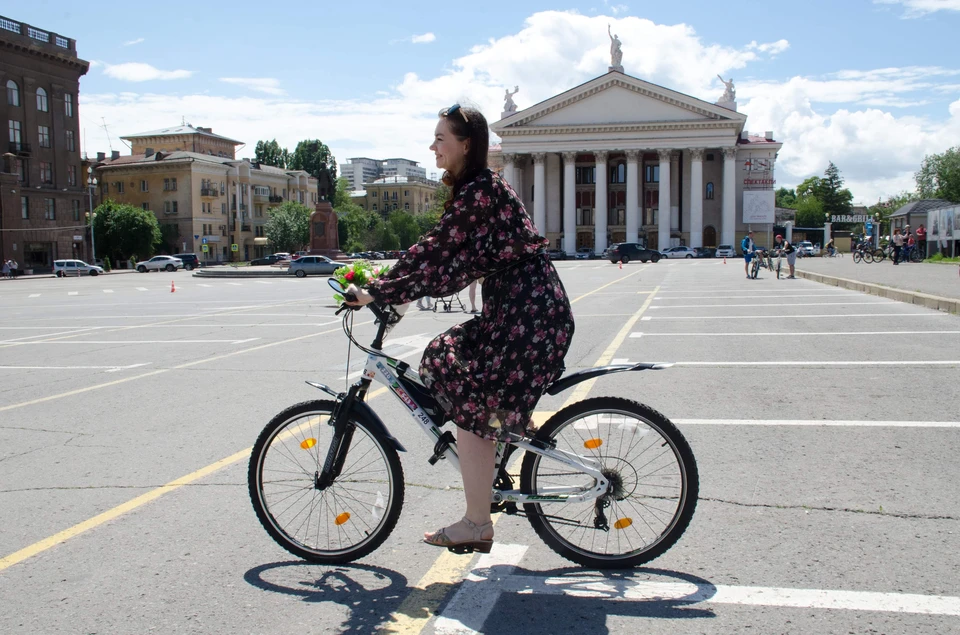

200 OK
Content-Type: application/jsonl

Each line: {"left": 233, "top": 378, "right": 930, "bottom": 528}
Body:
{"left": 247, "top": 279, "right": 699, "bottom": 569}
{"left": 852, "top": 242, "right": 874, "bottom": 264}
{"left": 821, "top": 247, "right": 843, "bottom": 258}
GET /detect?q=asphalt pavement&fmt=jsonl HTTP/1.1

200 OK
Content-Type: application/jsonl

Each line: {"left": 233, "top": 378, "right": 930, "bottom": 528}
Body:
{"left": 0, "top": 260, "right": 958, "bottom": 634}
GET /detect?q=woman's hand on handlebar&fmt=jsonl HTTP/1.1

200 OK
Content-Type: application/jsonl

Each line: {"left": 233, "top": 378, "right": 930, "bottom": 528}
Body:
{"left": 343, "top": 284, "right": 374, "bottom": 308}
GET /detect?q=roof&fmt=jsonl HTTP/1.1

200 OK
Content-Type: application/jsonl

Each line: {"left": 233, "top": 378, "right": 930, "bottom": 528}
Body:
{"left": 99, "top": 151, "right": 236, "bottom": 168}
{"left": 737, "top": 134, "right": 779, "bottom": 146}
{"left": 889, "top": 199, "right": 952, "bottom": 218}
{"left": 120, "top": 124, "right": 242, "bottom": 145}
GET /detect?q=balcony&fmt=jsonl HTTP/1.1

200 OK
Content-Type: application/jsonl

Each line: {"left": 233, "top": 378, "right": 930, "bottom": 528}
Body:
{"left": 269, "top": 195, "right": 283, "bottom": 203}
{"left": 8, "top": 141, "right": 31, "bottom": 155}
{"left": 200, "top": 187, "right": 219, "bottom": 197}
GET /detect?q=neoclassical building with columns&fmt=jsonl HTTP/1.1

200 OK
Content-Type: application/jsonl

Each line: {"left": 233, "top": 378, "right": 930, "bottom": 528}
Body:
{"left": 489, "top": 70, "right": 782, "bottom": 254}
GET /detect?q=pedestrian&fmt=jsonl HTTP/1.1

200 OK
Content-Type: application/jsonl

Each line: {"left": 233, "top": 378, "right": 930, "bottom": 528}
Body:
{"left": 2, "top": 260, "right": 9, "bottom": 280}
{"left": 8, "top": 259, "right": 17, "bottom": 279}
{"left": 775, "top": 234, "right": 797, "bottom": 278}
{"left": 892, "top": 228, "right": 903, "bottom": 264}
{"left": 915, "top": 223, "right": 927, "bottom": 258}
{"left": 466, "top": 278, "right": 481, "bottom": 313}
{"left": 741, "top": 231, "right": 756, "bottom": 279}
{"left": 344, "top": 102, "right": 575, "bottom": 553}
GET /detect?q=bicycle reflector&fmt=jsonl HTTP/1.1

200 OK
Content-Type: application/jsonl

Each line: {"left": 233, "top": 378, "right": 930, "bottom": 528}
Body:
{"left": 614, "top": 518, "right": 633, "bottom": 530}
{"left": 335, "top": 513, "right": 350, "bottom": 525}
{"left": 584, "top": 438, "right": 603, "bottom": 449}
{"left": 300, "top": 438, "right": 317, "bottom": 450}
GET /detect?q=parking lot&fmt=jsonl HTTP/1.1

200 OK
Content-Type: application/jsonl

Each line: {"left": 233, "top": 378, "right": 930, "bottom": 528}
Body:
{"left": 1, "top": 260, "right": 958, "bottom": 634}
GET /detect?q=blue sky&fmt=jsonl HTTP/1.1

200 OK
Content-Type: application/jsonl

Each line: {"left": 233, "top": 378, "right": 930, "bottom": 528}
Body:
{"left": 9, "top": 0, "right": 960, "bottom": 202}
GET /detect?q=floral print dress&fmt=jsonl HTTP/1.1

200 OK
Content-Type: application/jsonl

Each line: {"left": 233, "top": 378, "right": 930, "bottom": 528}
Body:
{"left": 368, "top": 169, "right": 575, "bottom": 441}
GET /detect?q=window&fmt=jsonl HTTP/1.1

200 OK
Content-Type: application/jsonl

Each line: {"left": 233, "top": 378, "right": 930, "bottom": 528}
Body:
{"left": 644, "top": 165, "right": 659, "bottom": 183}
{"left": 576, "top": 208, "right": 594, "bottom": 226}
{"left": 575, "top": 166, "right": 595, "bottom": 185}
{"left": 391, "top": 191, "right": 398, "bottom": 200}
{"left": 372, "top": 203, "right": 378, "bottom": 211}
{"left": 220, "top": 181, "right": 225, "bottom": 195}
{"left": 142, "top": 202, "right": 150, "bottom": 211}
{"left": 40, "top": 161, "right": 53, "bottom": 183}
{"left": 255, "top": 205, "right": 263, "bottom": 217}
{"left": 72, "top": 199, "right": 81, "bottom": 221}
{"left": 705, "top": 182, "right": 714, "bottom": 200}
{"left": 221, "top": 202, "right": 227, "bottom": 214}
{"left": 38, "top": 125, "right": 50, "bottom": 148}
{"left": 404, "top": 202, "right": 409, "bottom": 210}
{"left": 254, "top": 185, "right": 269, "bottom": 196}
{"left": 383, "top": 191, "right": 388, "bottom": 200}
{"left": 67, "top": 165, "right": 76, "bottom": 186}
{"left": 140, "top": 180, "right": 148, "bottom": 192}
{"left": 706, "top": 153, "right": 715, "bottom": 161}
{"left": 610, "top": 163, "right": 626, "bottom": 184}
{"left": 65, "top": 130, "right": 75, "bottom": 151}
{"left": 163, "top": 178, "right": 177, "bottom": 191}
{"left": 64, "top": 94, "right": 73, "bottom": 117}
{"left": 44, "top": 198, "right": 55, "bottom": 219}
{"left": 36, "top": 87, "right": 48, "bottom": 112}
{"left": 8, "top": 120, "right": 21, "bottom": 146}
{"left": 6, "top": 80, "right": 19, "bottom": 107}
{"left": 404, "top": 190, "right": 409, "bottom": 197}
{"left": 21, "top": 196, "right": 28, "bottom": 219}
{"left": 116, "top": 181, "right": 124, "bottom": 194}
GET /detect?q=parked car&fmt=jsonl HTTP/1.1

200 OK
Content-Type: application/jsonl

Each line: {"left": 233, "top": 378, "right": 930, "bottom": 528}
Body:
{"left": 695, "top": 247, "right": 716, "bottom": 259}
{"left": 53, "top": 259, "right": 104, "bottom": 277}
{"left": 273, "top": 252, "right": 292, "bottom": 261}
{"left": 288, "top": 255, "right": 341, "bottom": 278}
{"left": 546, "top": 248, "right": 567, "bottom": 261}
{"left": 290, "top": 251, "right": 308, "bottom": 261}
{"left": 715, "top": 244, "right": 737, "bottom": 258}
{"left": 250, "top": 254, "right": 284, "bottom": 266}
{"left": 796, "top": 241, "right": 818, "bottom": 257}
{"left": 173, "top": 253, "right": 201, "bottom": 270}
{"left": 661, "top": 246, "right": 698, "bottom": 259}
{"left": 607, "top": 242, "right": 661, "bottom": 264}
{"left": 575, "top": 247, "right": 595, "bottom": 260}
{"left": 136, "top": 255, "right": 183, "bottom": 272}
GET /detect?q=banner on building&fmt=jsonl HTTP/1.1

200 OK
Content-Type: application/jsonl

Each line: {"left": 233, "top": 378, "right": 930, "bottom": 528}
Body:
{"left": 742, "top": 190, "right": 775, "bottom": 224}
{"left": 929, "top": 206, "right": 957, "bottom": 242}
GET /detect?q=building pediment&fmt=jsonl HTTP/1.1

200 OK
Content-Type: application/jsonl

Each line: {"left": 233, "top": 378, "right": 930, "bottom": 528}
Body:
{"left": 492, "top": 72, "right": 746, "bottom": 135}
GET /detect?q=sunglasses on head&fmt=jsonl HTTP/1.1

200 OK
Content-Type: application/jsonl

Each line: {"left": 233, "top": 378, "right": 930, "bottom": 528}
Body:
{"left": 440, "top": 103, "right": 469, "bottom": 123}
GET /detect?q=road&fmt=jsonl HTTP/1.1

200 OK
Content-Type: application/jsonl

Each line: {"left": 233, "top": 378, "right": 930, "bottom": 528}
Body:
{"left": 1, "top": 260, "right": 958, "bottom": 634}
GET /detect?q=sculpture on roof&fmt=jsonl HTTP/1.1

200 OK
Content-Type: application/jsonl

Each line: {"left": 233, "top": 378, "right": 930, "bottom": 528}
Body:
{"left": 503, "top": 86, "right": 519, "bottom": 113}
{"left": 608, "top": 25, "right": 623, "bottom": 70}
{"left": 717, "top": 75, "right": 736, "bottom": 103}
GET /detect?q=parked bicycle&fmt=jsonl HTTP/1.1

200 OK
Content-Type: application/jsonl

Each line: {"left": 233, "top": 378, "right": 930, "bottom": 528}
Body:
{"left": 852, "top": 241, "right": 874, "bottom": 264}
{"left": 247, "top": 279, "right": 699, "bottom": 569}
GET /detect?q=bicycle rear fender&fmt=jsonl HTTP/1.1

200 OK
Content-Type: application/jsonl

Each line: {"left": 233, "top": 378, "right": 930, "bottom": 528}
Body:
{"left": 305, "top": 381, "right": 407, "bottom": 452}
{"left": 544, "top": 362, "right": 672, "bottom": 396}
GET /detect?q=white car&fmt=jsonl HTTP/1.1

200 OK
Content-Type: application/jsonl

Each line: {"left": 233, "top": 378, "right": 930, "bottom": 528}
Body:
{"left": 715, "top": 244, "right": 737, "bottom": 258}
{"left": 796, "top": 241, "right": 817, "bottom": 257}
{"left": 661, "top": 246, "right": 698, "bottom": 259}
{"left": 136, "top": 255, "right": 184, "bottom": 272}
{"left": 53, "top": 259, "right": 104, "bottom": 277}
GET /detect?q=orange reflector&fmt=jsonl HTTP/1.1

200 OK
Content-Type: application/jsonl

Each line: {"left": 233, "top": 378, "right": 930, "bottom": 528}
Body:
{"left": 300, "top": 438, "right": 317, "bottom": 450}
{"left": 335, "top": 512, "right": 350, "bottom": 525}
{"left": 584, "top": 438, "right": 603, "bottom": 449}
{"left": 614, "top": 518, "right": 633, "bottom": 530}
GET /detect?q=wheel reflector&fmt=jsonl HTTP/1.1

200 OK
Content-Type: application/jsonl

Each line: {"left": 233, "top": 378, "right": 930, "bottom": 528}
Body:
{"left": 335, "top": 512, "right": 350, "bottom": 525}
{"left": 584, "top": 438, "right": 603, "bottom": 449}
{"left": 300, "top": 438, "right": 317, "bottom": 450}
{"left": 614, "top": 518, "right": 633, "bottom": 530}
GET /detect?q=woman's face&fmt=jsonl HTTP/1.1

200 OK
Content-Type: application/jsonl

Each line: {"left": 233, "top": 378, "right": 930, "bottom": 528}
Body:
{"left": 429, "top": 118, "right": 469, "bottom": 175}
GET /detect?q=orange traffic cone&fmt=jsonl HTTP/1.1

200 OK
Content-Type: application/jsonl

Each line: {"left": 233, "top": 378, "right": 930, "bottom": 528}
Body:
{"left": 723, "top": 256, "right": 727, "bottom": 264}
{"left": 170, "top": 280, "right": 176, "bottom": 293}
{"left": 619, "top": 261, "right": 623, "bottom": 270}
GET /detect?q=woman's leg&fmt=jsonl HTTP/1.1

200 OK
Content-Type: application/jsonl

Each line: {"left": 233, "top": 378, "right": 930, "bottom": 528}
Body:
{"left": 467, "top": 280, "right": 478, "bottom": 312}
{"left": 424, "top": 426, "right": 496, "bottom": 542}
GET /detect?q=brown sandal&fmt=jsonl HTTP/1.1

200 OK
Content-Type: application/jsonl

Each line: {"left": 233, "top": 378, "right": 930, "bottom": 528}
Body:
{"left": 423, "top": 517, "right": 494, "bottom": 554}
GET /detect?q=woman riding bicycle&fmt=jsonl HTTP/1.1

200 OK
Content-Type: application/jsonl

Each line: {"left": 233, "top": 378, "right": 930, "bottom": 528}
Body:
{"left": 344, "top": 103, "right": 575, "bottom": 553}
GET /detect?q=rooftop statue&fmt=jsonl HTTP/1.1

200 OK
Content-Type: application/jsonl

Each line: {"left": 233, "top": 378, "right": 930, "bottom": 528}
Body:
{"left": 503, "top": 86, "right": 519, "bottom": 113}
{"left": 608, "top": 25, "right": 623, "bottom": 68}
{"left": 717, "top": 75, "right": 736, "bottom": 103}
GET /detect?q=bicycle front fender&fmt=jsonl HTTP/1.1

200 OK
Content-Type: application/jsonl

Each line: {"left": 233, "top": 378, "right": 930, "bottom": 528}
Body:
{"left": 306, "top": 380, "right": 407, "bottom": 453}
{"left": 544, "top": 362, "right": 672, "bottom": 396}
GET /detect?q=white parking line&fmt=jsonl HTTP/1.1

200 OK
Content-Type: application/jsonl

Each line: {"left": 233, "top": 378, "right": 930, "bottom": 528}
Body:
{"left": 631, "top": 330, "right": 960, "bottom": 338}
{"left": 643, "top": 313, "right": 946, "bottom": 320}
{"left": 197, "top": 284, "right": 212, "bottom": 287}
{"left": 136, "top": 287, "right": 148, "bottom": 291}
{"left": 67, "top": 291, "right": 78, "bottom": 296}
{"left": 28, "top": 293, "right": 40, "bottom": 298}
{"left": 4, "top": 338, "right": 262, "bottom": 345}
{"left": 103, "top": 289, "right": 114, "bottom": 293}
{"left": 0, "top": 363, "right": 151, "bottom": 372}
{"left": 649, "top": 301, "right": 888, "bottom": 309}
{"left": 675, "top": 418, "right": 960, "bottom": 427}
{"left": 227, "top": 282, "right": 243, "bottom": 286}
{"left": 671, "top": 360, "right": 960, "bottom": 367}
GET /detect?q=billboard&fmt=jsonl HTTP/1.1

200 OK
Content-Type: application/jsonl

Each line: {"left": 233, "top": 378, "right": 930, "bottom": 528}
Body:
{"left": 742, "top": 190, "right": 775, "bottom": 224}
{"left": 929, "top": 206, "right": 957, "bottom": 244}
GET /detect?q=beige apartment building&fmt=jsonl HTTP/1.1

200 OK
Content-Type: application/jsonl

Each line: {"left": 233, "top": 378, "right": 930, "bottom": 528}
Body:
{"left": 95, "top": 124, "right": 318, "bottom": 261}
{"left": 353, "top": 175, "right": 440, "bottom": 215}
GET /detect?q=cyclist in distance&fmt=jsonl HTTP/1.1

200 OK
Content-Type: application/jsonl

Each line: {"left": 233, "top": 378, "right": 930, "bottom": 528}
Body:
{"left": 741, "top": 230, "right": 757, "bottom": 279}
{"left": 344, "top": 103, "right": 576, "bottom": 553}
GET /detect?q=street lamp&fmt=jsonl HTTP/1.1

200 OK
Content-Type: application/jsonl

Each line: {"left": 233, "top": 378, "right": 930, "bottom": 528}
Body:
{"left": 86, "top": 166, "right": 98, "bottom": 264}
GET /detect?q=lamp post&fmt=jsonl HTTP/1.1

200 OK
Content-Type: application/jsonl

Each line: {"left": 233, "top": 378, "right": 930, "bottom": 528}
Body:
{"left": 86, "top": 166, "right": 98, "bottom": 264}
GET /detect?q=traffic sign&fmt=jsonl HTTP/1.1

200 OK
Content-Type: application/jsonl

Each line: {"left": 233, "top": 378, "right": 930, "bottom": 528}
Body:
{"left": 231, "top": 243, "right": 239, "bottom": 252}
{"left": 201, "top": 244, "right": 209, "bottom": 252}
{"left": 194, "top": 234, "right": 200, "bottom": 240}
{"left": 201, "top": 237, "right": 208, "bottom": 244}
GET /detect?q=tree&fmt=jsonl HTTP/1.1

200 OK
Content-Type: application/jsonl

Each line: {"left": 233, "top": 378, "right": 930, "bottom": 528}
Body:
{"left": 388, "top": 211, "right": 421, "bottom": 248}
{"left": 818, "top": 162, "right": 854, "bottom": 217}
{"left": 254, "top": 139, "right": 289, "bottom": 168}
{"left": 794, "top": 196, "right": 826, "bottom": 228}
{"left": 158, "top": 223, "right": 180, "bottom": 254}
{"left": 915, "top": 146, "right": 960, "bottom": 202}
{"left": 92, "top": 200, "right": 162, "bottom": 263}
{"left": 775, "top": 187, "right": 797, "bottom": 209}
{"left": 289, "top": 139, "right": 337, "bottom": 183}
{"left": 265, "top": 201, "right": 313, "bottom": 253}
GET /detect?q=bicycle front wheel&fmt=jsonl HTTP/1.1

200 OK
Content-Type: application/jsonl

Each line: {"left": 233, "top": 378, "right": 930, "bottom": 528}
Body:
{"left": 872, "top": 249, "right": 886, "bottom": 263}
{"left": 520, "top": 397, "right": 698, "bottom": 568}
{"left": 248, "top": 400, "right": 404, "bottom": 563}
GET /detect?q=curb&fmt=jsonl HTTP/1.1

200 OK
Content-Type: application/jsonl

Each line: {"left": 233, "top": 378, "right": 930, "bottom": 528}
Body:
{"left": 795, "top": 269, "right": 960, "bottom": 314}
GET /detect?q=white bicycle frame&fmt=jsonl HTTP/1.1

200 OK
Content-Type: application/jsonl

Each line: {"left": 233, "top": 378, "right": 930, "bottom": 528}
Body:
{"left": 358, "top": 351, "right": 611, "bottom": 506}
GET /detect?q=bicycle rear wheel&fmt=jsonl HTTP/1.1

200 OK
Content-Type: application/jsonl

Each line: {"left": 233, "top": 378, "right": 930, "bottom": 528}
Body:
{"left": 520, "top": 397, "right": 698, "bottom": 568}
{"left": 248, "top": 400, "right": 404, "bottom": 563}
{"left": 853, "top": 251, "right": 862, "bottom": 263}
{"left": 872, "top": 249, "right": 886, "bottom": 263}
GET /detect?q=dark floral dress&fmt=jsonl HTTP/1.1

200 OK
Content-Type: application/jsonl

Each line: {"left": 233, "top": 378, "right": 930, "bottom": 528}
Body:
{"left": 368, "top": 169, "right": 575, "bottom": 441}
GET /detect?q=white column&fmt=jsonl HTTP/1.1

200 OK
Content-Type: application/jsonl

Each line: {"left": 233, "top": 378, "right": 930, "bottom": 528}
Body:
{"left": 721, "top": 146, "right": 737, "bottom": 246}
{"left": 670, "top": 151, "right": 680, "bottom": 233}
{"left": 625, "top": 150, "right": 640, "bottom": 244}
{"left": 533, "top": 153, "right": 546, "bottom": 234}
{"left": 562, "top": 152, "right": 577, "bottom": 255}
{"left": 594, "top": 151, "right": 608, "bottom": 255}
{"left": 657, "top": 149, "right": 671, "bottom": 251}
{"left": 502, "top": 153, "right": 516, "bottom": 190}
{"left": 689, "top": 148, "right": 704, "bottom": 248}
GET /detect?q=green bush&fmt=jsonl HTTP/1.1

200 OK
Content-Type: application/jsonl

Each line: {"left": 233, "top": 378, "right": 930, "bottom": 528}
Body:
{"left": 103, "top": 256, "right": 112, "bottom": 272}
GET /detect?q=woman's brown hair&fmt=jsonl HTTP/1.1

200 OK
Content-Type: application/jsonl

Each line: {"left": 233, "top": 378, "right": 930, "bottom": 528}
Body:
{"left": 439, "top": 104, "right": 489, "bottom": 210}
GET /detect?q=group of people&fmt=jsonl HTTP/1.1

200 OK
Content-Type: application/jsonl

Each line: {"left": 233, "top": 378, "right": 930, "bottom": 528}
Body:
{"left": 890, "top": 224, "right": 923, "bottom": 264}
{"left": 1, "top": 259, "right": 18, "bottom": 279}
{"left": 740, "top": 231, "right": 796, "bottom": 279}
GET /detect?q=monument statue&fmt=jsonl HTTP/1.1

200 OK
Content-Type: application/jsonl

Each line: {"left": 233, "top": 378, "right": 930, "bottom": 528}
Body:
{"left": 717, "top": 75, "right": 736, "bottom": 103}
{"left": 608, "top": 25, "right": 623, "bottom": 70}
{"left": 503, "top": 86, "right": 519, "bottom": 113}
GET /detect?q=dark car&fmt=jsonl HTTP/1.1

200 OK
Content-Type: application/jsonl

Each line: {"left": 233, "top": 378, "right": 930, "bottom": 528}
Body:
{"left": 250, "top": 254, "right": 283, "bottom": 266}
{"left": 173, "top": 253, "right": 201, "bottom": 270}
{"left": 694, "top": 247, "right": 716, "bottom": 259}
{"left": 546, "top": 248, "right": 567, "bottom": 261}
{"left": 608, "top": 242, "right": 661, "bottom": 264}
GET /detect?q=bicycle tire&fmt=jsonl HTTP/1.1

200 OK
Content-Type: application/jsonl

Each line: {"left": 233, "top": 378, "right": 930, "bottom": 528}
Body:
{"left": 853, "top": 251, "right": 862, "bottom": 264}
{"left": 911, "top": 250, "right": 922, "bottom": 263}
{"left": 520, "top": 397, "right": 698, "bottom": 569}
{"left": 248, "top": 399, "right": 405, "bottom": 563}
{"left": 872, "top": 249, "right": 886, "bottom": 263}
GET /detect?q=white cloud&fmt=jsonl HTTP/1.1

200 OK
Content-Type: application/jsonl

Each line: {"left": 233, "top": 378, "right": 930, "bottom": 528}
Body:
{"left": 874, "top": 0, "right": 960, "bottom": 17}
{"left": 122, "top": 37, "right": 144, "bottom": 46}
{"left": 220, "top": 77, "right": 286, "bottom": 96}
{"left": 79, "top": 10, "right": 960, "bottom": 204}
{"left": 603, "top": 1, "right": 629, "bottom": 15}
{"left": 103, "top": 62, "right": 193, "bottom": 81}
{"left": 411, "top": 32, "right": 436, "bottom": 44}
